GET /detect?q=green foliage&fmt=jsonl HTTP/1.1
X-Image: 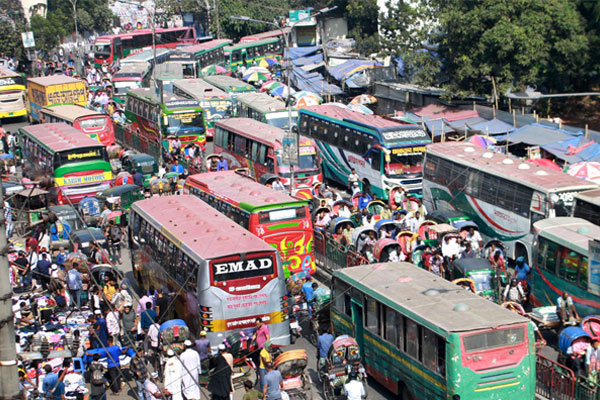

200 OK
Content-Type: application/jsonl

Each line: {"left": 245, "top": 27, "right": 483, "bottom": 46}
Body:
{"left": 47, "top": 0, "right": 113, "bottom": 34}
{"left": 220, "top": 0, "right": 289, "bottom": 40}
{"left": 346, "top": 0, "right": 380, "bottom": 55}
{"left": 30, "top": 14, "right": 67, "bottom": 53}
{"left": 437, "top": 0, "right": 589, "bottom": 97}
{"left": 0, "top": 20, "right": 23, "bottom": 60}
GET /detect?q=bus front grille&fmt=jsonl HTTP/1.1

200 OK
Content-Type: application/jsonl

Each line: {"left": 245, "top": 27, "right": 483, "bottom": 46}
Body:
{"left": 475, "top": 370, "right": 519, "bottom": 391}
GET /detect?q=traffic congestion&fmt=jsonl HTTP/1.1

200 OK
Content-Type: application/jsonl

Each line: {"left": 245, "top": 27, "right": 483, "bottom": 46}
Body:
{"left": 1, "top": 5, "right": 600, "bottom": 400}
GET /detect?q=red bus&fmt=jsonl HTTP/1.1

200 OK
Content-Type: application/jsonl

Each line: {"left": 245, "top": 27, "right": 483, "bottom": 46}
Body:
{"left": 213, "top": 117, "right": 322, "bottom": 189}
{"left": 40, "top": 104, "right": 116, "bottom": 146}
{"left": 129, "top": 195, "right": 290, "bottom": 346}
{"left": 93, "top": 27, "right": 196, "bottom": 66}
{"left": 185, "top": 170, "right": 316, "bottom": 277}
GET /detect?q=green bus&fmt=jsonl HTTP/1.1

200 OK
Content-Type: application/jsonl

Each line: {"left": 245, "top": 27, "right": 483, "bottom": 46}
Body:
{"left": 224, "top": 37, "right": 283, "bottom": 72}
{"left": 167, "top": 39, "right": 233, "bottom": 78}
{"left": 532, "top": 217, "right": 600, "bottom": 317}
{"left": 172, "top": 78, "right": 232, "bottom": 140}
{"left": 201, "top": 75, "right": 256, "bottom": 97}
{"left": 331, "top": 262, "right": 536, "bottom": 399}
{"left": 124, "top": 88, "right": 206, "bottom": 158}
{"left": 235, "top": 92, "right": 297, "bottom": 131}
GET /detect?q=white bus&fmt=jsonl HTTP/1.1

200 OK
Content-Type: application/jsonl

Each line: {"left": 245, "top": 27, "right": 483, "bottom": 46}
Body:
{"left": 422, "top": 142, "right": 598, "bottom": 264}
{"left": 573, "top": 189, "right": 600, "bottom": 226}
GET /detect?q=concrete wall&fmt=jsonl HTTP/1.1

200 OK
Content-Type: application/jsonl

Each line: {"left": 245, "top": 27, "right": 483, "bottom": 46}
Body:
{"left": 20, "top": 0, "right": 46, "bottom": 22}
{"left": 323, "top": 18, "right": 348, "bottom": 42}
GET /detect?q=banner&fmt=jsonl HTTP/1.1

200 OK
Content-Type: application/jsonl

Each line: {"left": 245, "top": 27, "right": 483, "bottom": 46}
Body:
{"left": 589, "top": 240, "right": 600, "bottom": 296}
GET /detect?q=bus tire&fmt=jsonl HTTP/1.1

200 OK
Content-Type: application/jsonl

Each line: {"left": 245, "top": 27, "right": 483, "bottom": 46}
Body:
{"left": 400, "top": 383, "right": 412, "bottom": 400}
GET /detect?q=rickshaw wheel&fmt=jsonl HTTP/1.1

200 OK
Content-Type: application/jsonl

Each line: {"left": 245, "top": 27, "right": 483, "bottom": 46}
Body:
{"left": 290, "top": 332, "right": 296, "bottom": 345}
{"left": 15, "top": 222, "right": 26, "bottom": 237}
{"left": 309, "top": 329, "right": 318, "bottom": 347}
{"left": 322, "top": 379, "right": 334, "bottom": 400}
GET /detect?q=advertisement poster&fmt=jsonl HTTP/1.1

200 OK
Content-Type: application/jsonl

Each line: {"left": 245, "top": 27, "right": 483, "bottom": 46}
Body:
{"left": 589, "top": 240, "right": 600, "bottom": 296}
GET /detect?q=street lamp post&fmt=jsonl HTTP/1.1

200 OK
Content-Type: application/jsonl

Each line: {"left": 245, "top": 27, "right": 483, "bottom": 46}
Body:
{"left": 231, "top": 7, "right": 336, "bottom": 194}
{"left": 69, "top": 0, "right": 78, "bottom": 40}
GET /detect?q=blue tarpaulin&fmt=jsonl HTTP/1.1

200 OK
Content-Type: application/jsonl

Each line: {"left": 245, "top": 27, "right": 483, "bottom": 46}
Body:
{"left": 469, "top": 118, "right": 515, "bottom": 135}
{"left": 291, "top": 66, "right": 343, "bottom": 95}
{"left": 329, "top": 60, "right": 380, "bottom": 81}
{"left": 446, "top": 116, "right": 488, "bottom": 132}
{"left": 425, "top": 119, "right": 455, "bottom": 138}
{"left": 285, "top": 46, "right": 320, "bottom": 60}
{"left": 291, "top": 53, "right": 324, "bottom": 66}
{"left": 494, "top": 123, "right": 582, "bottom": 145}
{"left": 542, "top": 136, "right": 600, "bottom": 164}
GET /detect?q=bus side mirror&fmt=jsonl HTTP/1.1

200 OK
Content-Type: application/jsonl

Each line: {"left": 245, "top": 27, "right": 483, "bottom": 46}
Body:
{"left": 163, "top": 115, "right": 168, "bottom": 126}
{"left": 385, "top": 153, "right": 391, "bottom": 163}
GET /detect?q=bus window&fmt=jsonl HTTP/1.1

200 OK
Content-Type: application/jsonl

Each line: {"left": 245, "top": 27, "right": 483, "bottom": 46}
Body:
{"left": 371, "top": 150, "right": 381, "bottom": 171}
{"left": 580, "top": 256, "right": 588, "bottom": 290}
{"left": 234, "top": 135, "right": 248, "bottom": 156}
{"left": 365, "top": 296, "right": 379, "bottom": 335}
{"left": 545, "top": 240, "right": 559, "bottom": 274}
{"left": 536, "top": 238, "right": 546, "bottom": 268}
{"left": 405, "top": 319, "right": 420, "bottom": 360}
{"left": 232, "top": 50, "right": 242, "bottom": 63}
{"left": 251, "top": 141, "right": 259, "bottom": 161}
{"left": 559, "top": 250, "right": 580, "bottom": 283}
{"left": 384, "top": 307, "right": 403, "bottom": 350}
{"left": 423, "top": 328, "right": 441, "bottom": 374}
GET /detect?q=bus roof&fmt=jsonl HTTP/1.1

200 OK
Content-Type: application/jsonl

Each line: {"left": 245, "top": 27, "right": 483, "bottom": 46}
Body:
{"left": 335, "top": 262, "right": 528, "bottom": 333}
{"left": 427, "top": 142, "right": 599, "bottom": 193}
{"left": 236, "top": 92, "right": 287, "bottom": 113}
{"left": 20, "top": 123, "right": 103, "bottom": 152}
{"left": 534, "top": 217, "right": 600, "bottom": 255}
{"left": 224, "top": 37, "right": 280, "bottom": 51}
{"left": 301, "top": 104, "right": 429, "bottom": 146}
{"left": 131, "top": 195, "right": 275, "bottom": 260}
{"left": 173, "top": 78, "right": 229, "bottom": 98}
{"left": 241, "top": 28, "right": 290, "bottom": 42}
{"left": 202, "top": 75, "right": 255, "bottom": 92}
{"left": 113, "top": 62, "right": 151, "bottom": 78}
{"left": 28, "top": 75, "right": 83, "bottom": 86}
{"left": 186, "top": 170, "right": 308, "bottom": 212}
{"left": 215, "top": 118, "right": 283, "bottom": 146}
{"left": 41, "top": 104, "right": 106, "bottom": 122}
{"left": 121, "top": 48, "right": 171, "bottom": 63}
{"left": 576, "top": 189, "right": 600, "bottom": 207}
{"left": 128, "top": 88, "right": 200, "bottom": 110}
{"left": 176, "top": 39, "right": 233, "bottom": 54}
{"left": 95, "top": 27, "right": 193, "bottom": 42}
{"left": 0, "top": 66, "right": 18, "bottom": 77}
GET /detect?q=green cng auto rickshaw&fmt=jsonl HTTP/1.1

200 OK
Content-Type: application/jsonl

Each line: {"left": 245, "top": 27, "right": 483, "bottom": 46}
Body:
{"left": 449, "top": 258, "right": 503, "bottom": 302}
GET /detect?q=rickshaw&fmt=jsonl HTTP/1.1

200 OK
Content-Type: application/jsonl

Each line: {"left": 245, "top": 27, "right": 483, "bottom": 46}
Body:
{"left": 48, "top": 205, "right": 80, "bottom": 249}
{"left": 160, "top": 319, "right": 190, "bottom": 355}
{"left": 11, "top": 188, "right": 49, "bottom": 236}
{"left": 328, "top": 217, "right": 354, "bottom": 241}
{"left": 308, "top": 287, "right": 331, "bottom": 345}
{"left": 458, "top": 220, "right": 480, "bottom": 240}
{"left": 388, "top": 185, "right": 405, "bottom": 210}
{"left": 220, "top": 329, "right": 264, "bottom": 386}
{"left": 274, "top": 350, "right": 313, "bottom": 400}
{"left": 453, "top": 278, "right": 476, "bottom": 293}
{"left": 205, "top": 153, "right": 220, "bottom": 172}
{"left": 121, "top": 153, "right": 158, "bottom": 187}
{"left": 69, "top": 228, "right": 107, "bottom": 257}
{"left": 293, "top": 186, "right": 314, "bottom": 201}
{"left": 374, "top": 219, "right": 398, "bottom": 239}
{"left": 366, "top": 200, "right": 386, "bottom": 216}
{"left": 422, "top": 223, "right": 457, "bottom": 247}
{"left": 311, "top": 206, "right": 331, "bottom": 229}
{"left": 260, "top": 173, "right": 280, "bottom": 186}
{"left": 557, "top": 326, "right": 591, "bottom": 367}
{"left": 373, "top": 238, "right": 403, "bottom": 262}
{"left": 48, "top": 205, "right": 81, "bottom": 231}
{"left": 502, "top": 301, "right": 547, "bottom": 347}
{"left": 417, "top": 220, "right": 436, "bottom": 240}
{"left": 90, "top": 264, "right": 124, "bottom": 286}
{"left": 396, "top": 231, "right": 418, "bottom": 255}
{"left": 582, "top": 316, "right": 600, "bottom": 340}
{"left": 351, "top": 226, "right": 377, "bottom": 253}
{"left": 113, "top": 171, "right": 133, "bottom": 186}
{"left": 426, "top": 210, "right": 473, "bottom": 228}
{"left": 107, "top": 144, "right": 122, "bottom": 159}
{"left": 319, "top": 335, "right": 367, "bottom": 400}
{"left": 449, "top": 258, "right": 501, "bottom": 302}
{"left": 331, "top": 199, "right": 352, "bottom": 217}
{"left": 78, "top": 196, "right": 101, "bottom": 226}
{"left": 411, "top": 243, "right": 427, "bottom": 267}
{"left": 287, "top": 271, "right": 308, "bottom": 296}
{"left": 96, "top": 184, "right": 143, "bottom": 212}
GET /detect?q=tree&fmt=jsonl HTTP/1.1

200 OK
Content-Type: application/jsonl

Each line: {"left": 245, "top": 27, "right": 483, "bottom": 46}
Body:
{"left": 437, "top": 0, "right": 589, "bottom": 98}
{"left": 30, "top": 14, "right": 67, "bottom": 54}
{"left": 47, "top": 0, "right": 113, "bottom": 35}
{"left": 345, "top": 0, "right": 380, "bottom": 55}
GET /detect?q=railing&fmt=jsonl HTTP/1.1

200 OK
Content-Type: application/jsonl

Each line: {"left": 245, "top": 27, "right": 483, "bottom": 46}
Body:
{"left": 113, "top": 123, "right": 161, "bottom": 161}
{"left": 312, "top": 228, "right": 368, "bottom": 275}
{"left": 575, "top": 378, "right": 600, "bottom": 400}
{"left": 536, "top": 354, "right": 576, "bottom": 400}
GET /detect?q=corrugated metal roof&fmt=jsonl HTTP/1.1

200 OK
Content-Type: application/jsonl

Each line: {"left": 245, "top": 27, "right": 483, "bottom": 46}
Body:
{"left": 23, "top": 123, "right": 103, "bottom": 152}
{"left": 427, "top": 142, "right": 599, "bottom": 192}
{"left": 187, "top": 170, "right": 306, "bottom": 209}
{"left": 336, "top": 262, "right": 527, "bottom": 333}
{"left": 215, "top": 118, "right": 283, "bottom": 146}
{"left": 132, "top": 195, "right": 274, "bottom": 260}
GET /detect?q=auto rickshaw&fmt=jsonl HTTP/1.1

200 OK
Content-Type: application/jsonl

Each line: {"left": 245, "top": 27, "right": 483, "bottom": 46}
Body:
{"left": 422, "top": 223, "right": 458, "bottom": 248}
{"left": 11, "top": 188, "right": 49, "bottom": 236}
{"left": 319, "top": 335, "right": 367, "bottom": 400}
{"left": 449, "top": 258, "right": 501, "bottom": 302}
{"left": 69, "top": 228, "right": 107, "bottom": 257}
{"left": 373, "top": 238, "right": 403, "bottom": 262}
{"left": 78, "top": 196, "right": 101, "bottom": 226}
{"left": 96, "top": 184, "right": 143, "bottom": 212}
{"left": 427, "top": 210, "right": 473, "bottom": 228}
{"left": 48, "top": 205, "right": 80, "bottom": 249}
{"left": 274, "top": 350, "right": 313, "bottom": 400}
{"left": 121, "top": 153, "right": 158, "bottom": 187}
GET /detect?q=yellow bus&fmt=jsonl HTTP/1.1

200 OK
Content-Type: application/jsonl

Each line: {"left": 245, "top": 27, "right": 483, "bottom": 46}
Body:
{"left": 0, "top": 67, "right": 27, "bottom": 119}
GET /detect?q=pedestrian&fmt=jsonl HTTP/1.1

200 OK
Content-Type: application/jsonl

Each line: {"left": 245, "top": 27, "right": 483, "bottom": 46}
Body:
{"left": 144, "top": 372, "right": 164, "bottom": 400}
{"left": 343, "top": 370, "right": 366, "bottom": 400}
{"left": 111, "top": 283, "right": 132, "bottom": 310}
{"left": 12, "top": 251, "right": 31, "bottom": 289}
{"left": 163, "top": 349, "right": 184, "bottom": 400}
{"left": 258, "top": 341, "right": 273, "bottom": 392}
{"left": 88, "top": 353, "right": 107, "bottom": 400}
{"left": 144, "top": 321, "right": 161, "bottom": 377}
{"left": 132, "top": 169, "right": 144, "bottom": 187}
{"left": 181, "top": 340, "right": 202, "bottom": 400}
{"left": 243, "top": 379, "right": 264, "bottom": 400}
{"left": 99, "top": 203, "right": 111, "bottom": 227}
{"left": 37, "top": 252, "right": 52, "bottom": 290}
{"left": 137, "top": 292, "right": 154, "bottom": 315}
{"left": 155, "top": 288, "right": 170, "bottom": 322}
{"left": 140, "top": 301, "right": 157, "bottom": 332}
{"left": 85, "top": 336, "right": 128, "bottom": 395}
{"left": 251, "top": 317, "right": 270, "bottom": 372}
{"left": 262, "top": 362, "right": 284, "bottom": 400}
{"left": 208, "top": 344, "right": 233, "bottom": 400}
{"left": 66, "top": 265, "right": 83, "bottom": 308}
{"left": 130, "top": 351, "right": 149, "bottom": 400}
{"left": 317, "top": 327, "right": 334, "bottom": 369}
{"left": 105, "top": 307, "right": 120, "bottom": 345}
{"left": 108, "top": 220, "right": 122, "bottom": 263}
{"left": 42, "top": 364, "right": 65, "bottom": 400}
{"left": 195, "top": 330, "right": 211, "bottom": 371}
{"left": 347, "top": 168, "right": 362, "bottom": 193}
{"left": 119, "top": 302, "right": 138, "bottom": 348}
{"left": 92, "top": 309, "right": 109, "bottom": 348}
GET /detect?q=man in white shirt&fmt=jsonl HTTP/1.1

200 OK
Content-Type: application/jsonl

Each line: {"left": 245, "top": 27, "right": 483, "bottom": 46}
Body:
{"left": 180, "top": 340, "right": 201, "bottom": 400}
{"left": 466, "top": 227, "right": 483, "bottom": 252}
{"left": 106, "top": 309, "right": 121, "bottom": 345}
{"left": 347, "top": 168, "right": 362, "bottom": 193}
{"left": 344, "top": 372, "right": 366, "bottom": 400}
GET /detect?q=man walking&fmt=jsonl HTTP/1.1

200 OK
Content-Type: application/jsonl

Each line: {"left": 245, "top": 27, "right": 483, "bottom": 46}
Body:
{"left": 163, "top": 349, "right": 184, "bottom": 400}
{"left": 67, "top": 266, "right": 83, "bottom": 308}
{"left": 85, "top": 337, "right": 128, "bottom": 395}
{"left": 181, "top": 340, "right": 201, "bottom": 400}
{"left": 208, "top": 344, "right": 233, "bottom": 400}
{"left": 262, "top": 362, "right": 284, "bottom": 400}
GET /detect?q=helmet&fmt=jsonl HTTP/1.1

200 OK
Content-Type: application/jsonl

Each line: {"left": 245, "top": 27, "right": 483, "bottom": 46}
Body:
{"left": 510, "top": 278, "right": 518, "bottom": 285}
{"left": 348, "top": 370, "right": 358, "bottom": 381}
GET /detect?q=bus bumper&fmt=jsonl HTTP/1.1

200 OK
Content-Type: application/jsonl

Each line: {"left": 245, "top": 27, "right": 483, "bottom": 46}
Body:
{"left": 0, "top": 109, "right": 27, "bottom": 119}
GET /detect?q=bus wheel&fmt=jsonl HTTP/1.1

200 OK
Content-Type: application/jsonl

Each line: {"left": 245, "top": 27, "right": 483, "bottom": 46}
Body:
{"left": 400, "top": 384, "right": 412, "bottom": 400}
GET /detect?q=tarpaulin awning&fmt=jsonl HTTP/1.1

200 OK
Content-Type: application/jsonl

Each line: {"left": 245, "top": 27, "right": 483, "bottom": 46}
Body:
{"left": 446, "top": 116, "right": 488, "bottom": 133}
{"left": 425, "top": 119, "right": 455, "bottom": 138}
{"left": 329, "top": 60, "right": 380, "bottom": 81}
{"left": 291, "top": 66, "right": 343, "bottom": 95}
{"left": 542, "top": 136, "right": 600, "bottom": 164}
{"left": 285, "top": 45, "right": 320, "bottom": 60}
{"left": 494, "top": 123, "right": 582, "bottom": 145}
{"left": 290, "top": 53, "right": 324, "bottom": 66}
{"left": 468, "top": 118, "right": 515, "bottom": 135}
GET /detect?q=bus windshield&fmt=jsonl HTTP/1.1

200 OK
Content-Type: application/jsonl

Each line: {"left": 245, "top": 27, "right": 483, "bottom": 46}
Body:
{"left": 167, "top": 112, "right": 204, "bottom": 129}
{"left": 462, "top": 326, "right": 525, "bottom": 353}
{"left": 79, "top": 118, "right": 107, "bottom": 130}
{"left": 266, "top": 112, "right": 297, "bottom": 130}
{"left": 385, "top": 153, "right": 423, "bottom": 178}
{"left": 0, "top": 75, "right": 25, "bottom": 87}
{"left": 94, "top": 43, "right": 111, "bottom": 59}
{"left": 114, "top": 81, "right": 142, "bottom": 94}
{"left": 470, "top": 272, "right": 493, "bottom": 292}
{"left": 551, "top": 190, "right": 579, "bottom": 217}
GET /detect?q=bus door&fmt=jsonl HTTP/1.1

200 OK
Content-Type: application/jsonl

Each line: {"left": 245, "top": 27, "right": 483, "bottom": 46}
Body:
{"left": 351, "top": 299, "right": 365, "bottom": 359}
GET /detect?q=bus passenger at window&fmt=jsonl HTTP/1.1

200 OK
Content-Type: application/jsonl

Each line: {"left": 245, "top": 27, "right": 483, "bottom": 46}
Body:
{"left": 217, "top": 156, "right": 228, "bottom": 171}
{"left": 314, "top": 209, "right": 331, "bottom": 232}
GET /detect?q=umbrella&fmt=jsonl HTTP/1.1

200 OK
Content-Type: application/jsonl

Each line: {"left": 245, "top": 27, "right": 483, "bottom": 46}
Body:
{"left": 245, "top": 66, "right": 270, "bottom": 75}
{"left": 527, "top": 158, "right": 562, "bottom": 172}
{"left": 114, "top": 171, "right": 133, "bottom": 186}
{"left": 295, "top": 96, "right": 321, "bottom": 108}
{"left": 347, "top": 104, "right": 373, "bottom": 114}
{"left": 201, "top": 64, "right": 227, "bottom": 75}
{"left": 467, "top": 134, "right": 497, "bottom": 149}
{"left": 65, "top": 252, "right": 89, "bottom": 270}
{"left": 350, "top": 94, "right": 378, "bottom": 105}
{"left": 0, "top": 153, "right": 13, "bottom": 159}
{"left": 567, "top": 161, "right": 600, "bottom": 184}
{"left": 293, "top": 91, "right": 322, "bottom": 102}
{"left": 106, "top": 211, "right": 123, "bottom": 223}
{"left": 270, "top": 85, "right": 295, "bottom": 98}
{"left": 260, "top": 80, "right": 282, "bottom": 92}
{"left": 243, "top": 71, "right": 270, "bottom": 82}
{"left": 259, "top": 58, "right": 279, "bottom": 68}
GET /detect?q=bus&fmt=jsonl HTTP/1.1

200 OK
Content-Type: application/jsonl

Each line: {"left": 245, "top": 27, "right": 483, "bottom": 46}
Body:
{"left": 129, "top": 195, "right": 290, "bottom": 346}
{"left": 214, "top": 118, "right": 322, "bottom": 188}
{"left": 0, "top": 66, "right": 27, "bottom": 119}
{"left": 185, "top": 170, "right": 315, "bottom": 277}
{"left": 422, "top": 142, "right": 598, "bottom": 264}
{"left": 40, "top": 104, "right": 115, "bottom": 146}
{"left": 124, "top": 88, "right": 206, "bottom": 158}
{"left": 224, "top": 38, "right": 283, "bottom": 72}
{"left": 532, "top": 217, "right": 600, "bottom": 317}
{"left": 93, "top": 27, "right": 196, "bottom": 66}
{"left": 120, "top": 47, "right": 172, "bottom": 66}
{"left": 298, "top": 104, "right": 430, "bottom": 198}
{"left": 168, "top": 39, "right": 233, "bottom": 77}
{"left": 18, "top": 123, "right": 112, "bottom": 204}
{"left": 240, "top": 28, "right": 290, "bottom": 43}
{"left": 235, "top": 92, "right": 297, "bottom": 131}
{"left": 331, "top": 262, "right": 536, "bottom": 399}
{"left": 111, "top": 62, "right": 152, "bottom": 103}
{"left": 573, "top": 189, "right": 600, "bottom": 226}
{"left": 201, "top": 75, "right": 256, "bottom": 97}
{"left": 172, "top": 78, "right": 232, "bottom": 139}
